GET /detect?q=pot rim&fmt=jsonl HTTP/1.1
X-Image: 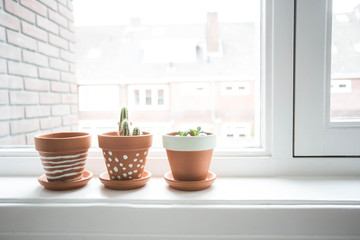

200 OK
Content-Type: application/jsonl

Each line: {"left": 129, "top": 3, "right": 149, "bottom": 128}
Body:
{"left": 98, "top": 131, "right": 152, "bottom": 138}
{"left": 162, "top": 132, "right": 216, "bottom": 151}
{"left": 35, "top": 132, "right": 90, "bottom": 140}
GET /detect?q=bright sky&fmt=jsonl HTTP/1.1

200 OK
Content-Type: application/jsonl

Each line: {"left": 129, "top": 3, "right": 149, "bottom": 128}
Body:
{"left": 73, "top": 0, "right": 260, "bottom": 26}
{"left": 333, "top": 0, "right": 360, "bottom": 13}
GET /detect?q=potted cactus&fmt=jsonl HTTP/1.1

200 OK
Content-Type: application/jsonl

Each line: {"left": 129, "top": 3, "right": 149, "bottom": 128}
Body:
{"left": 162, "top": 126, "right": 216, "bottom": 188}
{"left": 98, "top": 107, "right": 152, "bottom": 187}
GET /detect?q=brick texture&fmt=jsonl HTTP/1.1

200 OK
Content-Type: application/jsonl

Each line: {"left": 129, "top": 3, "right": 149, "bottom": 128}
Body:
{"left": 24, "top": 78, "right": 50, "bottom": 91}
{"left": 38, "top": 41, "right": 59, "bottom": 57}
{"left": 0, "top": 90, "right": 9, "bottom": 104}
{"left": 39, "top": 93, "right": 61, "bottom": 104}
{"left": 7, "top": 29, "right": 37, "bottom": 50}
{"left": 0, "top": 27, "right": 5, "bottom": 41}
{"left": 0, "top": 75, "right": 24, "bottom": 89}
{"left": 22, "top": 50, "right": 48, "bottom": 67}
{"left": 0, "top": 42, "right": 21, "bottom": 60}
{"left": 39, "top": 67, "right": 60, "bottom": 80}
{"left": 22, "top": 21, "right": 48, "bottom": 42}
{"left": 10, "top": 119, "right": 39, "bottom": 134}
{"left": 20, "top": 0, "right": 47, "bottom": 17}
{"left": 10, "top": 91, "right": 38, "bottom": 104}
{"left": 4, "top": 0, "right": 35, "bottom": 24}
{"left": 8, "top": 61, "right": 38, "bottom": 77}
{"left": 25, "top": 105, "right": 50, "bottom": 118}
{"left": 0, "top": 11, "right": 20, "bottom": 31}
{"left": 0, "top": 0, "right": 78, "bottom": 145}
{"left": 36, "top": 15, "right": 58, "bottom": 34}
{"left": 0, "top": 106, "right": 24, "bottom": 120}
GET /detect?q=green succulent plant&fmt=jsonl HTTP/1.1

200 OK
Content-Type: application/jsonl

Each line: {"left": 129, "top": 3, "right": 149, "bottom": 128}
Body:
{"left": 178, "top": 126, "right": 202, "bottom": 136}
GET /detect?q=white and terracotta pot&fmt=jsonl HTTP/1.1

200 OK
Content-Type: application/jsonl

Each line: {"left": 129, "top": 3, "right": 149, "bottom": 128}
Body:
{"left": 162, "top": 132, "right": 216, "bottom": 181}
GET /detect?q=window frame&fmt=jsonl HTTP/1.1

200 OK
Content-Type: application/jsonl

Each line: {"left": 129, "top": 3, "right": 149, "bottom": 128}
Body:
{"left": 1, "top": 0, "right": 360, "bottom": 178}
{"left": 293, "top": 0, "right": 360, "bottom": 157}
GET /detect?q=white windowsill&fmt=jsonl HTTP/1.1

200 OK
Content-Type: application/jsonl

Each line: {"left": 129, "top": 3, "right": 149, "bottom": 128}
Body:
{"left": 1, "top": 176, "right": 360, "bottom": 239}
{"left": 1, "top": 176, "right": 360, "bottom": 205}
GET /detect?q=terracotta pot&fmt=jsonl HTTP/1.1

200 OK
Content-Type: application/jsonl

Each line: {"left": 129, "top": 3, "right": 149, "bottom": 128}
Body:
{"left": 34, "top": 132, "right": 91, "bottom": 182}
{"left": 162, "top": 132, "right": 216, "bottom": 181}
{"left": 98, "top": 131, "right": 153, "bottom": 180}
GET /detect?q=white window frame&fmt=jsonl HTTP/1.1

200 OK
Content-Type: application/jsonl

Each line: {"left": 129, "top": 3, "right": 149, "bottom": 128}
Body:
{"left": 1, "top": 0, "right": 360, "bottom": 178}
{"left": 294, "top": 0, "right": 360, "bottom": 156}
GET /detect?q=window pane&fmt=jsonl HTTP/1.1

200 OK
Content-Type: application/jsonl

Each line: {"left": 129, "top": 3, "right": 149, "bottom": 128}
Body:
{"left": 158, "top": 89, "right": 164, "bottom": 105}
{"left": 73, "top": 0, "right": 262, "bottom": 149}
{"left": 134, "top": 90, "right": 140, "bottom": 105}
{"left": 145, "top": 90, "right": 152, "bottom": 105}
{"left": 331, "top": 0, "right": 360, "bottom": 121}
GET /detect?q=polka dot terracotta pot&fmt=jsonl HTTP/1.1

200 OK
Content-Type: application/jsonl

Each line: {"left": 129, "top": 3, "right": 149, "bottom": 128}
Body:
{"left": 98, "top": 131, "right": 153, "bottom": 180}
{"left": 162, "top": 132, "right": 216, "bottom": 181}
{"left": 34, "top": 132, "right": 91, "bottom": 182}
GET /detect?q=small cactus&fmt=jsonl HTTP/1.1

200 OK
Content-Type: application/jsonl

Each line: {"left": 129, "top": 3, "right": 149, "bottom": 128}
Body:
{"left": 119, "top": 106, "right": 129, "bottom": 132}
{"left": 121, "top": 120, "right": 131, "bottom": 136}
{"left": 133, "top": 127, "right": 141, "bottom": 136}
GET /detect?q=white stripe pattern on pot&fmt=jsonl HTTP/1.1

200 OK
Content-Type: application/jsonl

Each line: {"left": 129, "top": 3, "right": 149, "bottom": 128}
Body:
{"left": 42, "top": 160, "right": 86, "bottom": 169}
{"left": 41, "top": 152, "right": 87, "bottom": 182}
{"left": 40, "top": 152, "right": 88, "bottom": 160}
{"left": 45, "top": 165, "right": 85, "bottom": 174}
{"left": 46, "top": 172, "right": 83, "bottom": 180}
{"left": 41, "top": 157, "right": 87, "bottom": 165}
{"left": 45, "top": 166, "right": 85, "bottom": 175}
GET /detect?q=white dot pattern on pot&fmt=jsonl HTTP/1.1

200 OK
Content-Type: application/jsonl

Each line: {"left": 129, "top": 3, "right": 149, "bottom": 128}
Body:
{"left": 103, "top": 151, "right": 148, "bottom": 180}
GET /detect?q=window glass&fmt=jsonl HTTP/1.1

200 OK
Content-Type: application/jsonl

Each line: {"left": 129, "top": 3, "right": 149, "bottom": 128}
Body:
{"left": 0, "top": 0, "right": 263, "bottom": 150}
{"left": 331, "top": 0, "right": 360, "bottom": 121}
{"left": 74, "top": 0, "right": 263, "bottom": 149}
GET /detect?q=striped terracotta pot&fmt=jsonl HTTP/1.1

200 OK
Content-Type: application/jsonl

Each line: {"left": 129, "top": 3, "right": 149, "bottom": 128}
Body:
{"left": 35, "top": 132, "right": 91, "bottom": 182}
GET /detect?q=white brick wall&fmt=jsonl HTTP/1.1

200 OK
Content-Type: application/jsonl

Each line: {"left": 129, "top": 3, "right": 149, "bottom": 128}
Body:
{"left": 0, "top": 0, "right": 78, "bottom": 145}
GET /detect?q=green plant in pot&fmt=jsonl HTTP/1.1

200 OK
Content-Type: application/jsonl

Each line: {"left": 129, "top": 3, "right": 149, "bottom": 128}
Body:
{"left": 98, "top": 106, "right": 153, "bottom": 183}
{"left": 162, "top": 126, "right": 216, "bottom": 183}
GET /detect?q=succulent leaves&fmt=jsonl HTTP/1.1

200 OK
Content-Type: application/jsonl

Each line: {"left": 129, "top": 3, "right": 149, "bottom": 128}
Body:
{"left": 178, "top": 126, "right": 202, "bottom": 136}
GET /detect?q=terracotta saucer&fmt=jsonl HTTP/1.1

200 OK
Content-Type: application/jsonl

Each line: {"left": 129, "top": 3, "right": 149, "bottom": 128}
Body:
{"left": 164, "top": 171, "right": 216, "bottom": 191}
{"left": 38, "top": 170, "right": 93, "bottom": 191}
{"left": 99, "top": 170, "right": 152, "bottom": 190}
